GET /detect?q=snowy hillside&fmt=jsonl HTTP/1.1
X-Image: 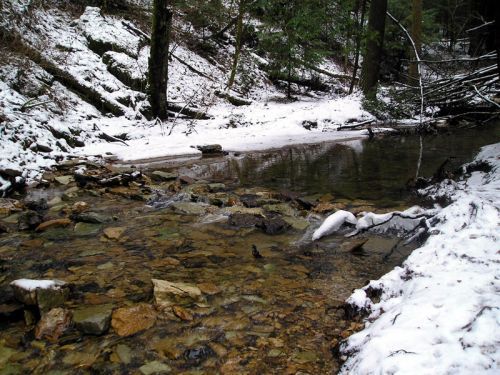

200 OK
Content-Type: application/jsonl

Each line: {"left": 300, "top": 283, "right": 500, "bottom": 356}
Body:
{"left": 0, "top": 0, "right": 371, "bottom": 196}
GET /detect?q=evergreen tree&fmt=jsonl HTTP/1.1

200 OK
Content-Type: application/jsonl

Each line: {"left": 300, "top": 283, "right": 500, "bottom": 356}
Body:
{"left": 257, "top": 0, "right": 329, "bottom": 98}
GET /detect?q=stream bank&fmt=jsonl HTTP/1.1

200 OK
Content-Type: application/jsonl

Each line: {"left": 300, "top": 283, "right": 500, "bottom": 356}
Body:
{"left": 1, "top": 127, "right": 499, "bottom": 374}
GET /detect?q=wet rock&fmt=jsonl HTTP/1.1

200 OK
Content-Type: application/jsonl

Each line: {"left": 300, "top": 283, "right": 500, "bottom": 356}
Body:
{"left": 228, "top": 213, "right": 263, "bottom": 228}
{"left": 55, "top": 175, "right": 74, "bottom": 185}
{"left": 208, "top": 183, "right": 226, "bottom": 192}
{"left": 342, "top": 238, "right": 369, "bottom": 252}
{"left": 172, "top": 305, "right": 194, "bottom": 321}
{"left": 0, "top": 198, "right": 22, "bottom": 216}
{"left": 197, "top": 144, "right": 223, "bottom": 155}
{"left": 17, "top": 210, "right": 43, "bottom": 230}
{"left": 71, "top": 201, "right": 89, "bottom": 213}
{"left": 73, "top": 222, "right": 102, "bottom": 236}
{"left": 239, "top": 194, "right": 260, "bottom": 208}
{"left": 209, "top": 342, "right": 228, "bottom": 357}
{"left": 35, "top": 308, "right": 72, "bottom": 342}
{"left": 115, "top": 344, "right": 133, "bottom": 364}
{"left": 171, "top": 202, "right": 207, "bottom": 215}
{"left": 256, "top": 216, "right": 291, "bottom": 235}
{"left": 0, "top": 222, "right": 8, "bottom": 234}
{"left": 24, "top": 198, "right": 48, "bottom": 212}
{"left": 73, "top": 304, "right": 113, "bottom": 335}
{"left": 183, "top": 345, "right": 215, "bottom": 366}
{"left": 35, "top": 218, "right": 72, "bottom": 232}
{"left": 283, "top": 216, "right": 310, "bottom": 231}
{"left": 154, "top": 339, "right": 184, "bottom": 359}
{"left": 197, "top": 282, "right": 221, "bottom": 296}
{"left": 179, "top": 175, "right": 196, "bottom": 184}
{"left": 139, "top": 360, "right": 171, "bottom": 375}
{"left": 111, "top": 303, "right": 156, "bottom": 337}
{"left": 152, "top": 279, "right": 203, "bottom": 310}
{"left": 152, "top": 171, "right": 178, "bottom": 182}
{"left": 224, "top": 206, "right": 264, "bottom": 216}
{"left": 263, "top": 203, "right": 296, "bottom": 217}
{"left": 313, "top": 202, "right": 346, "bottom": 213}
{"left": 103, "top": 226, "right": 126, "bottom": 240}
{"left": 74, "top": 211, "right": 110, "bottom": 224}
{"left": 291, "top": 350, "right": 318, "bottom": 364}
{"left": 10, "top": 279, "right": 69, "bottom": 314}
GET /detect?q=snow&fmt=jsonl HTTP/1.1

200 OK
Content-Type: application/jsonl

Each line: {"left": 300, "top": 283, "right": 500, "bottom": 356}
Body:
{"left": 10, "top": 279, "right": 66, "bottom": 291}
{"left": 312, "top": 210, "right": 357, "bottom": 241}
{"left": 340, "top": 143, "right": 500, "bottom": 374}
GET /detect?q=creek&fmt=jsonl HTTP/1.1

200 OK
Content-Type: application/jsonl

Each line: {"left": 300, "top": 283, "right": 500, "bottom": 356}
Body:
{"left": 0, "top": 123, "right": 498, "bottom": 374}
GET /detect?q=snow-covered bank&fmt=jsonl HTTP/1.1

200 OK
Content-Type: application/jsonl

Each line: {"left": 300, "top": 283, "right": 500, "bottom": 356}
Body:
{"left": 80, "top": 96, "right": 369, "bottom": 162}
{"left": 340, "top": 143, "right": 500, "bottom": 374}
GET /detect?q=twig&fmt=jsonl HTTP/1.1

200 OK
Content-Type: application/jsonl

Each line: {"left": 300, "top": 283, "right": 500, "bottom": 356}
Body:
{"left": 472, "top": 85, "right": 500, "bottom": 109}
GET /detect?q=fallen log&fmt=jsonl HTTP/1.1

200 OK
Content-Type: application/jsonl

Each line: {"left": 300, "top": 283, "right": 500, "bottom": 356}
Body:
{"left": 214, "top": 90, "right": 252, "bottom": 106}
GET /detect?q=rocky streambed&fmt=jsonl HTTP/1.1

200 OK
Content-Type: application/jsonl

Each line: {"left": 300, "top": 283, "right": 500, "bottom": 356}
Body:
{"left": 0, "top": 152, "right": 419, "bottom": 374}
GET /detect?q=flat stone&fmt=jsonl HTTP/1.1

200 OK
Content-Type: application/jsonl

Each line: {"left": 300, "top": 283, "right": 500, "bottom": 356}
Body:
{"left": 152, "top": 279, "right": 203, "bottom": 311}
{"left": 224, "top": 206, "right": 264, "bottom": 216}
{"left": 171, "top": 202, "right": 206, "bottom": 215}
{"left": 35, "top": 218, "right": 72, "bottom": 232}
{"left": 0, "top": 198, "right": 21, "bottom": 217}
{"left": 73, "top": 304, "right": 113, "bottom": 335}
{"left": 172, "top": 305, "right": 193, "bottom": 321}
{"left": 103, "top": 227, "right": 126, "bottom": 240}
{"left": 54, "top": 176, "right": 74, "bottom": 185}
{"left": 263, "top": 203, "right": 296, "bottom": 217}
{"left": 313, "top": 202, "right": 346, "bottom": 213}
{"left": 74, "top": 212, "right": 110, "bottom": 224}
{"left": 197, "top": 282, "right": 221, "bottom": 295}
{"left": 139, "top": 360, "right": 171, "bottom": 375}
{"left": 73, "top": 222, "right": 101, "bottom": 236}
{"left": 35, "top": 308, "right": 72, "bottom": 342}
{"left": 111, "top": 303, "right": 156, "bottom": 337}
{"left": 283, "top": 216, "right": 310, "bottom": 231}
{"left": 115, "top": 344, "right": 133, "bottom": 364}
{"left": 342, "top": 238, "right": 369, "bottom": 252}
{"left": 208, "top": 183, "right": 226, "bottom": 192}
{"left": 152, "top": 171, "right": 178, "bottom": 182}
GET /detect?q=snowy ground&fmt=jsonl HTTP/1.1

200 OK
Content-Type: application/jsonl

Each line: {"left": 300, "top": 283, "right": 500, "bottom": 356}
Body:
{"left": 0, "top": 2, "right": 371, "bottom": 193}
{"left": 340, "top": 143, "right": 500, "bottom": 374}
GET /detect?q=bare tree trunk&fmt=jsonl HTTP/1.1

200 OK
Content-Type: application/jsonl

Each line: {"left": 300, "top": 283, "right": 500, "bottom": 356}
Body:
{"left": 360, "top": 0, "right": 388, "bottom": 98}
{"left": 227, "top": 0, "right": 245, "bottom": 89}
{"left": 349, "top": 0, "right": 367, "bottom": 94}
{"left": 409, "top": 0, "right": 422, "bottom": 85}
{"left": 149, "top": 0, "right": 172, "bottom": 120}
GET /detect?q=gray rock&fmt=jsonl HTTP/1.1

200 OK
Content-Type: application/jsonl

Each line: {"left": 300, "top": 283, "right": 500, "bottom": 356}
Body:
{"left": 55, "top": 176, "right": 74, "bottom": 185}
{"left": 196, "top": 144, "right": 223, "bottom": 155}
{"left": 73, "top": 222, "right": 102, "bottom": 236}
{"left": 17, "top": 210, "right": 43, "bottom": 231}
{"left": 74, "top": 212, "right": 110, "bottom": 224}
{"left": 73, "top": 304, "right": 113, "bottom": 335}
{"left": 152, "top": 171, "right": 178, "bottom": 182}
{"left": 171, "top": 202, "right": 207, "bottom": 215}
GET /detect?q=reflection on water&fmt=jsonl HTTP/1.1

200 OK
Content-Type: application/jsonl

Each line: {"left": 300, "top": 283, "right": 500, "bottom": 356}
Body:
{"left": 184, "top": 122, "right": 500, "bottom": 201}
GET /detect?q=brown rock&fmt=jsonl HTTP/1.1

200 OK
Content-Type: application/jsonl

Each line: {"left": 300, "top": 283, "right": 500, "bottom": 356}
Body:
{"left": 313, "top": 202, "right": 346, "bottom": 214}
{"left": 103, "top": 227, "right": 126, "bottom": 240}
{"left": 72, "top": 201, "right": 89, "bottom": 213}
{"left": 197, "top": 282, "right": 221, "bottom": 296}
{"left": 172, "top": 305, "right": 193, "bottom": 321}
{"left": 111, "top": 303, "right": 156, "bottom": 337}
{"left": 35, "top": 308, "right": 72, "bottom": 342}
{"left": 342, "top": 238, "right": 369, "bottom": 252}
{"left": 35, "top": 218, "right": 72, "bottom": 232}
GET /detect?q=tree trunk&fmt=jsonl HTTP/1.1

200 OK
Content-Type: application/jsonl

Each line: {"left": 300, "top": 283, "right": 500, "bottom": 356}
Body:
{"left": 227, "top": 0, "right": 245, "bottom": 89}
{"left": 349, "top": 0, "right": 367, "bottom": 94}
{"left": 409, "top": 0, "right": 422, "bottom": 85}
{"left": 149, "top": 0, "right": 172, "bottom": 120}
{"left": 360, "top": 0, "right": 388, "bottom": 98}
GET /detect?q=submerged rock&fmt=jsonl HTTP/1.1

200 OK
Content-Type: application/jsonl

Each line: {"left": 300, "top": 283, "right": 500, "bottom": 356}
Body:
{"left": 35, "top": 218, "right": 72, "bottom": 232}
{"left": 73, "top": 304, "right": 113, "bottom": 335}
{"left": 103, "top": 226, "right": 126, "bottom": 240}
{"left": 111, "top": 303, "right": 156, "bottom": 337}
{"left": 256, "top": 216, "right": 291, "bottom": 235}
{"left": 73, "top": 211, "right": 110, "bottom": 224}
{"left": 171, "top": 202, "right": 207, "bottom": 215}
{"left": 17, "top": 210, "right": 43, "bottom": 230}
{"left": 139, "top": 360, "right": 171, "bottom": 375}
{"left": 35, "top": 307, "right": 72, "bottom": 342}
{"left": 152, "top": 279, "right": 203, "bottom": 311}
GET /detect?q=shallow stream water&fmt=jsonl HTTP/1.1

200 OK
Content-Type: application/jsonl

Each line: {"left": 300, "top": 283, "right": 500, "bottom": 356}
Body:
{"left": 0, "top": 124, "right": 499, "bottom": 374}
